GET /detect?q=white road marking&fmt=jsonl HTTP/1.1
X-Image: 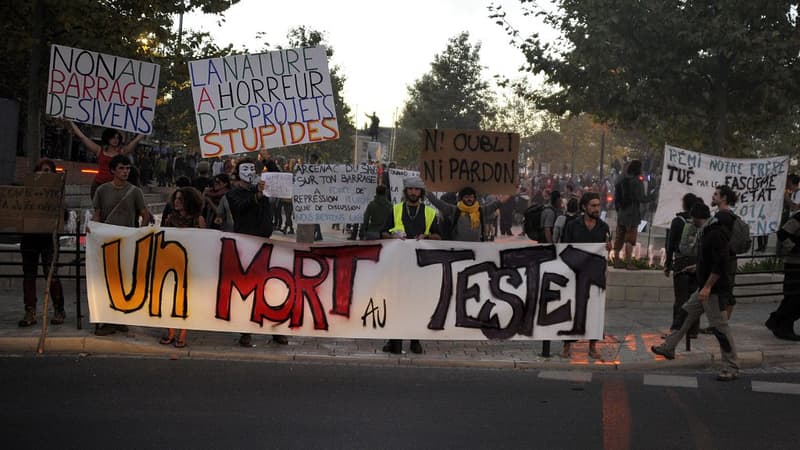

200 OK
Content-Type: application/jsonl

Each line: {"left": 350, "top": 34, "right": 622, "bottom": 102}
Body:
{"left": 751, "top": 381, "right": 800, "bottom": 395}
{"left": 643, "top": 374, "right": 698, "bottom": 388}
{"left": 538, "top": 371, "right": 592, "bottom": 383}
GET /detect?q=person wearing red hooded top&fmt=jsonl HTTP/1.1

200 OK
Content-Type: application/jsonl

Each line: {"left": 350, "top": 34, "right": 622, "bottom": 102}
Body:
{"left": 69, "top": 121, "right": 144, "bottom": 199}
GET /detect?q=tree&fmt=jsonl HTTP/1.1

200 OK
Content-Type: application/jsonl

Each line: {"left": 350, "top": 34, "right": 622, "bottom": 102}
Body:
{"left": 492, "top": 1, "right": 800, "bottom": 157}
{"left": 394, "top": 32, "right": 496, "bottom": 166}
{"left": 0, "top": 0, "right": 236, "bottom": 165}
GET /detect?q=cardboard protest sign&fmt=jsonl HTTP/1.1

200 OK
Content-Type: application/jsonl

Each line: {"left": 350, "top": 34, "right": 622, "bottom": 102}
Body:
{"left": 46, "top": 45, "right": 160, "bottom": 134}
{"left": 261, "top": 172, "right": 293, "bottom": 199}
{"left": 387, "top": 168, "right": 419, "bottom": 205}
{"left": 0, "top": 173, "right": 65, "bottom": 233}
{"left": 189, "top": 47, "right": 339, "bottom": 158}
{"left": 419, "top": 129, "right": 519, "bottom": 195}
{"left": 293, "top": 164, "right": 377, "bottom": 224}
{"left": 86, "top": 221, "right": 608, "bottom": 340}
{"left": 653, "top": 144, "right": 789, "bottom": 235}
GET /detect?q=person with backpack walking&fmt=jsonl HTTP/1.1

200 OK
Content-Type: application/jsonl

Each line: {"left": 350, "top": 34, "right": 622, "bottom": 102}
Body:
{"left": 664, "top": 193, "right": 700, "bottom": 335}
{"left": 708, "top": 185, "right": 751, "bottom": 324}
{"left": 652, "top": 201, "right": 740, "bottom": 381}
{"left": 613, "top": 160, "right": 655, "bottom": 269}
{"left": 426, "top": 186, "right": 507, "bottom": 242}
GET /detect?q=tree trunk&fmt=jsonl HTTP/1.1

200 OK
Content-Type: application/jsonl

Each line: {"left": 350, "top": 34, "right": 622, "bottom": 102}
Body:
{"left": 711, "top": 56, "right": 730, "bottom": 156}
{"left": 26, "top": 0, "right": 44, "bottom": 169}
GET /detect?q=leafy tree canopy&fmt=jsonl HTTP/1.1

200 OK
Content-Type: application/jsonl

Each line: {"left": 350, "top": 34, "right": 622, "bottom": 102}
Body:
{"left": 492, "top": 0, "right": 800, "bottom": 157}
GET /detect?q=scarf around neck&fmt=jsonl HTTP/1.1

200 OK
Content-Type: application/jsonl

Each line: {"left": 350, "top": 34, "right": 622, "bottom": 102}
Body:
{"left": 457, "top": 201, "right": 481, "bottom": 229}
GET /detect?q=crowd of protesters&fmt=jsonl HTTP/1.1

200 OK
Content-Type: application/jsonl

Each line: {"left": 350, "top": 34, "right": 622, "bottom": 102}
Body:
{"left": 16, "top": 123, "right": 800, "bottom": 380}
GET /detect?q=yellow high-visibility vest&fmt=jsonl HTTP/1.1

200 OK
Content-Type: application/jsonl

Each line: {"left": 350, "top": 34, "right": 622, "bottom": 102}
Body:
{"left": 389, "top": 203, "right": 436, "bottom": 235}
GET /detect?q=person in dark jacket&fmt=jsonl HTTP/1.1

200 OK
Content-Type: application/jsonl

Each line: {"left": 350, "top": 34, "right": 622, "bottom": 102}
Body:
{"left": 361, "top": 185, "right": 392, "bottom": 240}
{"left": 613, "top": 160, "right": 655, "bottom": 269}
{"left": 225, "top": 158, "right": 286, "bottom": 347}
{"left": 652, "top": 202, "right": 739, "bottom": 381}
{"left": 664, "top": 193, "right": 699, "bottom": 334}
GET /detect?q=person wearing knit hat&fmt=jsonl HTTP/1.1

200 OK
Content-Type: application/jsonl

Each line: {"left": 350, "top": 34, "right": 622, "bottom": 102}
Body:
{"left": 379, "top": 176, "right": 441, "bottom": 355}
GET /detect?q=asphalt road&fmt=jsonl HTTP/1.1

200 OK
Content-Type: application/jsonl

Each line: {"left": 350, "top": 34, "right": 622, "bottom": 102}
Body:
{"left": 2, "top": 356, "right": 799, "bottom": 449}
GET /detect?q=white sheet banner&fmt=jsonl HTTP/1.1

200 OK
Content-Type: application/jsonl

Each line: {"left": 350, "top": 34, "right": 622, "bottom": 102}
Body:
{"left": 653, "top": 144, "right": 789, "bottom": 235}
{"left": 261, "top": 172, "right": 293, "bottom": 199}
{"left": 388, "top": 168, "right": 419, "bottom": 205}
{"left": 86, "top": 222, "right": 607, "bottom": 340}
{"left": 189, "top": 47, "right": 339, "bottom": 157}
{"left": 46, "top": 45, "right": 160, "bottom": 134}
{"left": 293, "top": 164, "right": 377, "bottom": 224}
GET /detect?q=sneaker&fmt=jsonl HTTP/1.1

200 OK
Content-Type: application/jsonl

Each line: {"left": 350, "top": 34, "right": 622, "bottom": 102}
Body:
{"left": 238, "top": 333, "right": 252, "bottom": 347}
{"left": 716, "top": 370, "right": 738, "bottom": 382}
{"left": 650, "top": 345, "right": 675, "bottom": 360}
{"left": 409, "top": 340, "right": 423, "bottom": 354}
{"left": 272, "top": 334, "right": 288, "bottom": 345}
{"left": 382, "top": 340, "right": 402, "bottom": 354}
{"left": 18, "top": 309, "right": 36, "bottom": 327}
{"left": 94, "top": 324, "right": 116, "bottom": 336}
{"left": 50, "top": 309, "right": 66, "bottom": 325}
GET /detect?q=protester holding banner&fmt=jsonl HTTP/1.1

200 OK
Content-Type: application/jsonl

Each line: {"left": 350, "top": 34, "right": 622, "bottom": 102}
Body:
{"left": 381, "top": 176, "right": 441, "bottom": 354}
{"left": 159, "top": 187, "right": 206, "bottom": 348}
{"left": 92, "top": 154, "right": 152, "bottom": 336}
{"left": 613, "top": 160, "right": 654, "bottom": 269}
{"left": 560, "top": 192, "right": 611, "bottom": 359}
{"left": 225, "top": 158, "right": 287, "bottom": 347}
{"left": 69, "top": 122, "right": 144, "bottom": 199}
{"left": 18, "top": 158, "right": 66, "bottom": 327}
{"left": 425, "top": 186, "right": 506, "bottom": 242}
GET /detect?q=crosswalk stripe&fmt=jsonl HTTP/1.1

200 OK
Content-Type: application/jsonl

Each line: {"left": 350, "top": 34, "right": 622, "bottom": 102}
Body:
{"left": 751, "top": 381, "right": 800, "bottom": 395}
{"left": 643, "top": 374, "right": 698, "bottom": 388}
{"left": 538, "top": 370, "right": 592, "bottom": 383}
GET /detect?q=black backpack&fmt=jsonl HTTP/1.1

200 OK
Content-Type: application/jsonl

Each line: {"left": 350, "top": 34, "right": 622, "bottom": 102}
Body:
{"left": 523, "top": 204, "right": 550, "bottom": 241}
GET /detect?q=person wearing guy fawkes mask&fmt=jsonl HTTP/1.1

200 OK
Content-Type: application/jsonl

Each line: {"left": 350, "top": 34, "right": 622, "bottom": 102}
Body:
{"left": 380, "top": 176, "right": 441, "bottom": 355}
{"left": 225, "top": 158, "right": 288, "bottom": 347}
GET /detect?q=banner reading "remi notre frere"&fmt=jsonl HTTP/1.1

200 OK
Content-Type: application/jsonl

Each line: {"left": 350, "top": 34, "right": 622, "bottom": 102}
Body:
{"left": 86, "top": 222, "right": 607, "bottom": 341}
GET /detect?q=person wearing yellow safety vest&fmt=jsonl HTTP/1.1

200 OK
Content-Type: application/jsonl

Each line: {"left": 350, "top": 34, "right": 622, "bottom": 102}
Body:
{"left": 380, "top": 176, "right": 441, "bottom": 355}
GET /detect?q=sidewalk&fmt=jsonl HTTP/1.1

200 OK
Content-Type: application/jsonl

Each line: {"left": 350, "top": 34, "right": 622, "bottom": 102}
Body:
{"left": 1, "top": 224, "right": 798, "bottom": 371}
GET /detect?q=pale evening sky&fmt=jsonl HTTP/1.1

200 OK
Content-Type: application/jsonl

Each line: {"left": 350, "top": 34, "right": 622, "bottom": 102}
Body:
{"left": 184, "top": 0, "right": 546, "bottom": 128}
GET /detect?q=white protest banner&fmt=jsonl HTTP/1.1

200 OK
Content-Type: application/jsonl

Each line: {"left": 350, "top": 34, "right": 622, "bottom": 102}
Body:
{"left": 653, "top": 144, "right": 789, "bottom": 235}
{"left": 86, "top": 222, "right": 607, "bottom": 340}
{"left": 293, "top": 164, "right": 377, "bottom": 224}
{"left": 388, "top": 168, "right": 419, "bottom": 205}
{"left": 46, "top": 45, "right": 160, "bottom": 134}
{"left": 261, "top": 172, "right": 293, "bottom": 199}
{"left": 189, "top": 47, "right": 339, "bottom": 158}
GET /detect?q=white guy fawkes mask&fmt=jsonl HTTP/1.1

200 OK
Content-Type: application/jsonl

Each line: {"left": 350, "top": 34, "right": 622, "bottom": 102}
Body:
{"left": 238, "top": 163, "right": 257, "bottom": 184}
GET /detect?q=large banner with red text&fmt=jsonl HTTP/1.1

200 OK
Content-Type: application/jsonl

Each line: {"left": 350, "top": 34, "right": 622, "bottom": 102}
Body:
{"left": 189, "top": 47, "right": 339, "bottom": 158}
{"left": 86, "top": 222, "right": 607, "bottom": 340}
{"left": 46, "top": 45, "right": 160, "bottom": 134}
